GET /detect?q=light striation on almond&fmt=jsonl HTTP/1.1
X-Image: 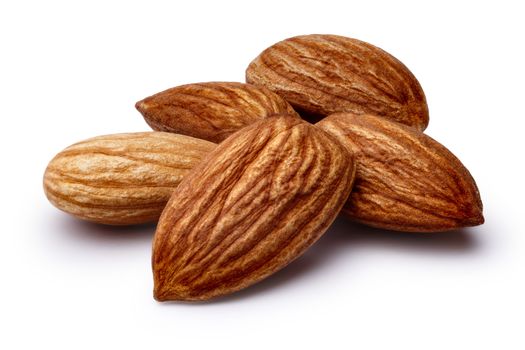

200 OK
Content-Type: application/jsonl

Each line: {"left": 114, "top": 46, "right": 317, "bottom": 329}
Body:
{"left": 136, "top": 81, "right": 299, "bottom": 143}
{"left": 43, "top": 132, "right": 216, "bottom": 225}
{"left": 152, "top": 115, "right": 356, "bottom": 301}
{"left": 246, "top": 34, "right": 429, "bottom": 129}
{"left": 317, "top": 113, "right": 483, "bottom": 232}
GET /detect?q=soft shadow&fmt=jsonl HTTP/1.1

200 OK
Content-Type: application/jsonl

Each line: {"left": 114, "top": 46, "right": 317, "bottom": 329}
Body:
{"left": 328, "top": 218, "right": 478, "bottom": 253}
{"left": 183, "top": 217, "right": 480, "bottom": 305}
{"left": 49, "top": 212, "right": 481, "bottom": 305}
{"left": 51, "top": 213, "right": 156, "bottom": 244}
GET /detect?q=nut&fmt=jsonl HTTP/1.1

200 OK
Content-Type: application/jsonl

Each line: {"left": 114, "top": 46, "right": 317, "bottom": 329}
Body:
{"left": 135, "top": 81, "right": 299, "bottom": 143}
{"left": 317, "top": 113, "right": 483, "bottom": 232}
{"left": 246, "top": 34, "right": 429, "bottom": 129}
{"left": 43, "top": 132, "right": 216, "bottom": 225}
{"left": 152, "top": 115, "right": 356, "bottom": 301}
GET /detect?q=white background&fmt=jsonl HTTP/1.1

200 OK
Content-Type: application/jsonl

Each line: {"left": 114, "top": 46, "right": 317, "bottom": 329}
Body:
{"left": 1, "top": 1, "right": 524, "bottom": 349}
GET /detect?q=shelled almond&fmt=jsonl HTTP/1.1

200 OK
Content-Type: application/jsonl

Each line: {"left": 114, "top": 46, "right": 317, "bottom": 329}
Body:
{"left": 43, "top": 33, "right": 484, "bottom": 302}
{"left": 246, "top": 34, "right": 429, "bottom": 129}
{"left": 136, "top": 82, "right": 299, "bottom": 143}
{"left": 43, "top": 132, "right": 215, "bottom": 225}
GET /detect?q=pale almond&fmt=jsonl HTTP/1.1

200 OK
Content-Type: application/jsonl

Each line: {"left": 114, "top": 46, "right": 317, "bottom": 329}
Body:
{"left": 43, "top": 132, "right": 215, "bottom": 225}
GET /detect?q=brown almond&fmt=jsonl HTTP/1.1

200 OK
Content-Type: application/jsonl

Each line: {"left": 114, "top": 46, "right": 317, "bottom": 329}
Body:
{"left": 43, "top": 132, "right": 216, "bottom": 225}
{"left": 246, "top": 34, "right": 429, "bottom": 129}
{"left": 135, "top": 81, "right": 299, "bottom": 143}
{"left": 317, "top": 113, "right": 483, "bottom": 232}
{"left": 152, "top": 115, "right": 356, "bottom": 301}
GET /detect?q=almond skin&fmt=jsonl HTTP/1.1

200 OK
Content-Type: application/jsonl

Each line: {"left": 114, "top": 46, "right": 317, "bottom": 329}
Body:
{"left": 43, "top": 132, "right": 216, "bottom": 225}
{"left": 135, "top": 81, "right": 299, "bottom": 143}
{"left": 246, "top": 34, "right": 429, "bottom": 129}
{"left": 317, "top": 113, "right": 483, "bottom": 232}
{"left": 152, "top": 115, "right": 356, "bottom": 301}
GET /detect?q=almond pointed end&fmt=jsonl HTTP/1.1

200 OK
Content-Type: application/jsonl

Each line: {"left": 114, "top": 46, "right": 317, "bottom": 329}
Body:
{"left": 463, "top": 208, "right": 485, "bottom": 227}
{"left": 153, "top": 282, "right": 170, "bottom": 302}
{"left": 135, "top": 99, "right": 150, "bottom": 114}
{"left": 153, "top": 274, "right": 177, "bottom": 302}
{"left": 153, "top": 278, "right": 202, "bottom": 302}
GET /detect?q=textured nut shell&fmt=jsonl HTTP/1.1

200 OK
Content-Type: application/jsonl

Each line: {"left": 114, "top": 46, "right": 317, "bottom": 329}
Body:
{"left": 317, "top": 113, "right": 483, "bottom": 232}
{"left": 135, "top": 81, "right": 299, "bottom": 143}
{"left": 43, "top": 132, "right": 216, "bottom": 225}
{"left": 152, "top": 116, "right": 356, "bottom": 301}
{"left": 246, "top": 34, "right": 429, "bottom": 129}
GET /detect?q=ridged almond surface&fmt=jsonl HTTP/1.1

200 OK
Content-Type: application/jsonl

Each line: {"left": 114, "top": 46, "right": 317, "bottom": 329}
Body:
{"left": 43, "top": 132, "right": 216, "bottom": 225}
{"left": 135, "top": 81, "right": 299, "bottom": 143}
{"left": 246, "top": 34, "right": 429, "bottom": 129}
{"left": 152, "top": 116, "right": 356, "bottom": 301}
{"left": 317, "top": 113, "right": 483, "bottom": 232}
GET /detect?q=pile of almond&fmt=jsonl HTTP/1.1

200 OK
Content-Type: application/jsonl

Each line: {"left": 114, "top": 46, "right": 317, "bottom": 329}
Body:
{"left": 44, "top": 34, "right": 483, "bottom": 302}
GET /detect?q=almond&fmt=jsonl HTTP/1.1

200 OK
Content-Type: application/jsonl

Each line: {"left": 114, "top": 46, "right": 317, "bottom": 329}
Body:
{"left": 43, "top": 132, "right": 216, "bottom": 225}
{"left": 135, "top": 81, "right": 299, "bottom": 143}
{"left": 246, "top": 34, "right": 429, "bottom": 129}
{"left": 317, "top": 113, "right": 483, "bottom": 232}
{"left": 152, "top": 115, "right": 356, "bottom": 301}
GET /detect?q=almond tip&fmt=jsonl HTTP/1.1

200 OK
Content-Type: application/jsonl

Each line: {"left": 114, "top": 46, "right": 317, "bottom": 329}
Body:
{"left": 135, "top": 99, "right": 146, "bottom": 112}
{"left": 153, "top": 283, "right": 168, "bottom": 302}
{"left": 463, "top": 209, "right": 484, "bottom": 227}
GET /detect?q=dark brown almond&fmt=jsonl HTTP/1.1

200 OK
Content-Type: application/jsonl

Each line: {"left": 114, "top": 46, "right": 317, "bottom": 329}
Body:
{"left": 136, "top": 81, "right": 299, "bottom": 143}
{"left": 152, "top": 115, "right": 356, "bottom": 301}
{"left": 317, "top": 113, "right": 483, "bottom": 232}
{"left": 246, "top": 34, "right": 429, "bottom": 129}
